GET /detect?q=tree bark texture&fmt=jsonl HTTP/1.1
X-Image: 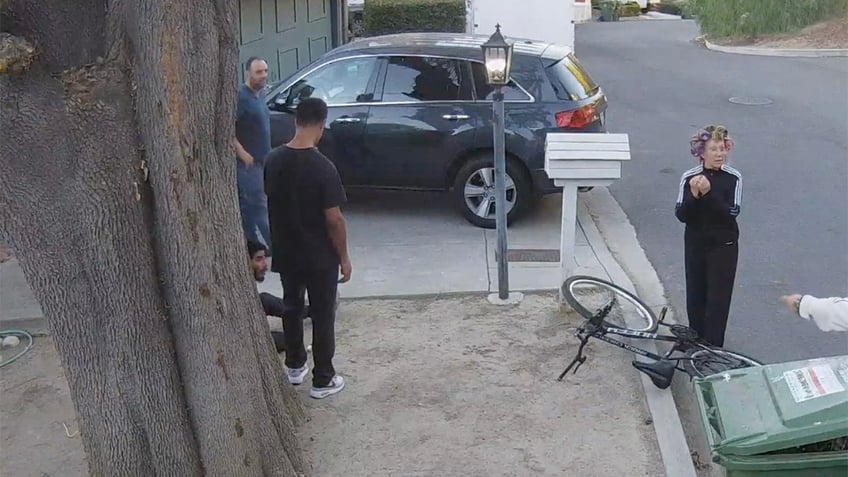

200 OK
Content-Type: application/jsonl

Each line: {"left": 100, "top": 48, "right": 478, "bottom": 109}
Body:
{"left": 0, "top": 1, "right": 307, "bottom": 476}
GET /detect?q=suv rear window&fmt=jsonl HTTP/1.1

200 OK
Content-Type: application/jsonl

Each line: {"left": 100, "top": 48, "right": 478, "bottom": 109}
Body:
{"left": 544, "top": 54, "right": 600, "bottom": 101}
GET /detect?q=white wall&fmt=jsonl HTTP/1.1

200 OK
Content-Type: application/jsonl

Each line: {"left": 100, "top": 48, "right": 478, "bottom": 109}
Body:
{"left": 468, "top": 0, "right": 575, "bottom": 50}
{"left": 574, "top": 0, "right": 593, "bottom": 24}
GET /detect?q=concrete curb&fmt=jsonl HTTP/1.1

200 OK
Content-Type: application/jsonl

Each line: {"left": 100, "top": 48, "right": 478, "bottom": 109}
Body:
{"left": 579, "top": 189, "right": 698, "bottom": 477}
{"left": 0, "top": 316, "right": 49, "bottom": 336}
{"left": 642, "top": 12, "right": 683, "bottom": 21}
{"left": 704, "top": 38, "right": 848, "bottom": 57}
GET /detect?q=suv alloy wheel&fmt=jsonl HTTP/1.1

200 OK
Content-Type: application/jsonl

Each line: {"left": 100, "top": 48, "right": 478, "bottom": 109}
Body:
{"left": 453, "top": 154, "right": 533, "bottom": 228}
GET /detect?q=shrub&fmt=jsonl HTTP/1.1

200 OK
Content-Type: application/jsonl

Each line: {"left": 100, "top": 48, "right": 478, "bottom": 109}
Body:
{"left": 687, "top": 0, "right": 848, "bottom": 38}
{"left": 620, "top": 1, "right": 642, "bottom": 17}
{"left": 363, "top": 0, "right": 467, "bottom": 36}
{"left": 597, "top": 1, "right": 641, "bottom": 20}
{"left": 654, "top": 0, "right": 685, "bottom": 16}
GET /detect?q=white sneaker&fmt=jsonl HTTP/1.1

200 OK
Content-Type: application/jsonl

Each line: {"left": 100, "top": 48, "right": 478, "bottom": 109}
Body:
{"left": 309, "top": 375, "right": 345, "bottom": 399}
{"left": 286, "top": 365, "right": 308, "bottom": 385}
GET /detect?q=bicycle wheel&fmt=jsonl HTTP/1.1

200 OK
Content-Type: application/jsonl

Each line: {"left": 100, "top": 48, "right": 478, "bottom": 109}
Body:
{"left": 685, "top": 347, "right": 763, "bottom": 378}
{"left": 561, "top": 275, "right": 658, "bottom": 332}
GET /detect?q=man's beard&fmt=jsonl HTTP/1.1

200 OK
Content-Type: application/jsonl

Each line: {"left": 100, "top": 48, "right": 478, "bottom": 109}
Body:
{"left": 255, "top": 273, "right": 265, "bottom": 283}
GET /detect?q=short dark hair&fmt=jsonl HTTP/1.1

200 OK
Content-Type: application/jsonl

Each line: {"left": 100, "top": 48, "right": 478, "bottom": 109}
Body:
{"left": 295, "top": 97, "right": 328, "bottom": 127}
{"left": 245, "top": 57, "right": 264, "bottom": 71}
{"left": 247, "top": 240, "right": 267, "bottom": 258}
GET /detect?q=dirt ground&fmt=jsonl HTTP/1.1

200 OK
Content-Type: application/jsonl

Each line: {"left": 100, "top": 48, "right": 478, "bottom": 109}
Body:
{"left": 711, "top": 16, "right": 848, "bottom": 49}
{"left": 0, "top": 335, "right": 88, "bottom": 476}
{"left": 300, "top": 294, "right": 663, "bottom": 476}
{"left": 0, "top": 294, "right": 663, "bottom": 476}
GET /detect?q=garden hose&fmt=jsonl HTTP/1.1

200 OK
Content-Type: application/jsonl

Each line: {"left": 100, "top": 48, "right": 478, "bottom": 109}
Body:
{"left": 0, "top": 329, "right": 34, "bottom": 368}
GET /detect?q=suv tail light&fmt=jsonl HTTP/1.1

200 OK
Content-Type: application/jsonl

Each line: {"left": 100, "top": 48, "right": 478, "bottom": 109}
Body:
{"left": 556, "top": 104, "right": 599, "bottom": 129}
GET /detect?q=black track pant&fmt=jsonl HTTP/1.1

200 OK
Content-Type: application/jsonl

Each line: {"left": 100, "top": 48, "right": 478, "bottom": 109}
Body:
{"left": 684, "top": 237, "right": 738, "bottom": 347}
{"left": 259, "top": 292, "right": 290, "bottom": 353}
{"left": 280, "top": 266, "right": 339, "bottom": 388}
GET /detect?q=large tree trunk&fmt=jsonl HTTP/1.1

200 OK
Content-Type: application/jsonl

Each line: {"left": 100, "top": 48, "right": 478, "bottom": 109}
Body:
{"left": 0, "top": 1, "right": 307, "bottom": 476}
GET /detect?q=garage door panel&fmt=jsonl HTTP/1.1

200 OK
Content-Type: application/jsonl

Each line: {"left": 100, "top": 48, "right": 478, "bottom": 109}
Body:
{"left": 276, "top": 0, "right": 296, "bottom": 32}
{"left": 277, "top": 48, "right": 300, "bottom": 82}
{"left": 265, "top": 55, "right": 281, "bottom": 83}
{"left": 309, "top": 36, "right": 328, "bottom": 61}
{"left": 307, "top": 0, "right": 327, "bottom": 22}
{"left": 240, "top": 0, "right": 264, "bottom": 44}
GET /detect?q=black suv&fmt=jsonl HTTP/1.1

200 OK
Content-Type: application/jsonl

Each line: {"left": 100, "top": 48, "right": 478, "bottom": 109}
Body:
{"left": 266, "top": 32, "right": 607, "bottom": 228}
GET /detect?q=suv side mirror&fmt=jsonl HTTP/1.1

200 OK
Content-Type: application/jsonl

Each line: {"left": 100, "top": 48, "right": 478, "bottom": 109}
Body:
{"left": 271, "top": 90, "right": 291, "bottom": 111}
{"left": 272, "top": 80, "right": 313, "bottom": 111}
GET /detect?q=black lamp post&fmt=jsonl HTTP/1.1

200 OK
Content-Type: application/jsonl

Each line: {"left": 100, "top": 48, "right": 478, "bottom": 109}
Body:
{"left": 481, "top": 24, "right": 514, "bottom": 302}
{"left": 481, "top": 24, "right": 513, "bottom": 86}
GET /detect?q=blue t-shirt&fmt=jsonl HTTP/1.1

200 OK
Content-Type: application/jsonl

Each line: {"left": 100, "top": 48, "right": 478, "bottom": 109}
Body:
{"left": 236, "top": 84, "right": 271, "bottom": 196}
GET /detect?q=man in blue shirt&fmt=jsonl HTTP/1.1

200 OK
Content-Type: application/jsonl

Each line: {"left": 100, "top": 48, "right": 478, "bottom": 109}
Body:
{"left": 235, "top": 57, "right": 272, "bottom": 252}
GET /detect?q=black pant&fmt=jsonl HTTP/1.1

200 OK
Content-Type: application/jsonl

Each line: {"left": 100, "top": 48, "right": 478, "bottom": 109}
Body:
{"left": 259, "top": 292, "right": 289, "bottom": 353}
{"left": 684, "top": 238, "right": 738, "bottom": 347}
{"left": 280, "top": 267, "right": 339, "bottom": 387}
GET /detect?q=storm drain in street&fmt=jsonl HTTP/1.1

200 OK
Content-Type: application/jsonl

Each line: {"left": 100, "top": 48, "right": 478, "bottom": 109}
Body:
{"left": 504, "top": 249, "right": 561, "bottom": 263}
{"left": 728, "top": 96, "right": 773, "bottom": 105}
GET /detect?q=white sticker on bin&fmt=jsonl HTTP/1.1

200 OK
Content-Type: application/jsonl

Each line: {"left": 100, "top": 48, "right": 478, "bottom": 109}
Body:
{"left": 784, "top": 365, "right": 846, "bottom": 403}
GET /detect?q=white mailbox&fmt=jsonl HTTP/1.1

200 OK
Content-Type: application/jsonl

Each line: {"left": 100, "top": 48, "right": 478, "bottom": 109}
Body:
{"left": 544, "top": 132, "right": 632, "bottom": 290}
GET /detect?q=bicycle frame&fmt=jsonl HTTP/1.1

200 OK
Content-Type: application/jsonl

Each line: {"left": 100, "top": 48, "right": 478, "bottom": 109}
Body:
{"left": 591, "top": 326, "right": 683, "bottom": 362}
{"left": 558, "top": 316, "right": 701, "bottom": 381}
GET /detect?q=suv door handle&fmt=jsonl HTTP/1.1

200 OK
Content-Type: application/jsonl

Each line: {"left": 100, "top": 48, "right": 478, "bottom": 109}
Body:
{"left": 442, "top": 114, "right": 470, "bottom": 120}
{"left": 334, "top": 117, "right": 361, "bottom": 123}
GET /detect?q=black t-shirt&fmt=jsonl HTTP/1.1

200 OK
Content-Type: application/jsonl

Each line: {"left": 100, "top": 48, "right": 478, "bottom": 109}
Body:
{"left": 264, "top": 146, "right": 347, "bottom": 273}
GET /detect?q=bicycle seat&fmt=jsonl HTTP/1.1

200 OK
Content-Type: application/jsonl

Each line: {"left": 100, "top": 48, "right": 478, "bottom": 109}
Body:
{"left": 632, "top": 359, "right": 676, "bottom": 389}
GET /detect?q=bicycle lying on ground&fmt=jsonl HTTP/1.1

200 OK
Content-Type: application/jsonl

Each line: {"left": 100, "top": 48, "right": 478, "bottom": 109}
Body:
{"left": 558, "top": 275, "right": 763, "bottom": 389}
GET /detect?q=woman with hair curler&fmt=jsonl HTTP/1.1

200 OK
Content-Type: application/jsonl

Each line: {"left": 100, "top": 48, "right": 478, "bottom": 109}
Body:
{"left": 675, "top": 125, "right": 742, "bottom": 347}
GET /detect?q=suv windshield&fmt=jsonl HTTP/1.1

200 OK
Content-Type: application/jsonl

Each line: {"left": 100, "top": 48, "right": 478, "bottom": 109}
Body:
{"left": 545, "top": 54, "right": 600, "bottom": 101}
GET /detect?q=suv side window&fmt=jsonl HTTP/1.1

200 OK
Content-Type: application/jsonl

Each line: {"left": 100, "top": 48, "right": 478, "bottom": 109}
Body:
{"left": 381, "top": 56, "right": 472, "bottom": 102}
{"left": 286, "top": 57, "right": 379, "bottom": 107}
{"left": 470, "top": 61, "right": 532, "bottom": 101}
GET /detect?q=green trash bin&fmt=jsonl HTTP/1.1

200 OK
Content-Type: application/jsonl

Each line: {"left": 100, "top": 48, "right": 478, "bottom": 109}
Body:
{"left": 693, "top": 355, "right": 848, "bottom": 476}
{"left": 599, "top": 1, "right": 620, "bottom": 21}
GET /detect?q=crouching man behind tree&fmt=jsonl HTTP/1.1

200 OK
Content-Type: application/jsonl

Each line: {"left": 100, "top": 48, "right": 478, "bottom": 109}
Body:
{"left": 248, "top": 240, "right": 295, "bottom": 352}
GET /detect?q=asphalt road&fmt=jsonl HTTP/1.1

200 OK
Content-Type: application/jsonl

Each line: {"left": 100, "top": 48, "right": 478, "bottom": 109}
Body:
{"left": 575, "top": 20, "right": 848, "bottom": 363}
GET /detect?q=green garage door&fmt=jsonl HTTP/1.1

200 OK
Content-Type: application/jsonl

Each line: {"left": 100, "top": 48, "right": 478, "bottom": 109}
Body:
{"left": 238, "top": 0, "right": 336, "bottom": 84}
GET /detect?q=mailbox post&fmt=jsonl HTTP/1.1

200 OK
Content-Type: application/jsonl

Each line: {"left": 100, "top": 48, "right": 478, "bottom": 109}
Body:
{"left": 544, "top": 132, "right": 631, "bottom": 298}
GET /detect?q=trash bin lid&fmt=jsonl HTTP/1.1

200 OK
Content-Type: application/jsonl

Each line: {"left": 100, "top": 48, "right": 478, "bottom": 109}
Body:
{"left": 694, "top": 355, "right": 848, "bottom": 457}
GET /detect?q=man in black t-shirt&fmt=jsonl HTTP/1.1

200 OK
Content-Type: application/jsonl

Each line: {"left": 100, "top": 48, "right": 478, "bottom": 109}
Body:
{"left": 264, "top": 97, "right": 351, "bottom": 399}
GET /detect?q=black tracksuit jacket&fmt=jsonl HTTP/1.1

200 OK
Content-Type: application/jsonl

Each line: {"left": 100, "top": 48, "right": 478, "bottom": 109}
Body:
{"left": 675, "top": 164, "right": 742, "bottom": 243}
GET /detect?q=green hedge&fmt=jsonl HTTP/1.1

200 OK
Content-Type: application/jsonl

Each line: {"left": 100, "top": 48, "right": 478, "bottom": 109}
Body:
{"left": 653, "top": 1, "right": 685, "bottom": 16}
{"left": 687, "top": 0, "right": 847, "bottom": 38}
{"left": 620, "top": 1, "right": 642, "bottom": 16}
{"left": 597, "top": 1, "right": 641, "bottom": 20}
{"left": 363, "top": 0, "right": 466, "bottom": 36}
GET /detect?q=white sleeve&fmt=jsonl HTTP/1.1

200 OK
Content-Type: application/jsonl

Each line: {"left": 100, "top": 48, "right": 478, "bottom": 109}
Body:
{"left": 798, "top": 295, "right": 848, "bottom": 332}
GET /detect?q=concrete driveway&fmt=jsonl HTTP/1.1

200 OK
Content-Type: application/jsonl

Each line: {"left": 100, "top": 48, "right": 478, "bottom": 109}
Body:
{"left": 258, "top": 189, "right": 609, "bottom": 299}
